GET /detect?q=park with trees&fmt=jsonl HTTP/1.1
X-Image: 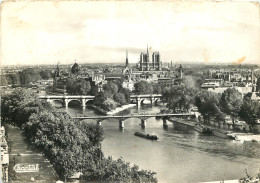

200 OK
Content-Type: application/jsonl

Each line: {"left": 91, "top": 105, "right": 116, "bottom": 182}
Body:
{"left": 1, "top": 89, "right": 158, "bottom": 182}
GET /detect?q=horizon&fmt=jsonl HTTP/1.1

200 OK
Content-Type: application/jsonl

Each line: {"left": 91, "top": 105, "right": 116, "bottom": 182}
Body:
{"left": 1, "top": 1, "right": 259, "bottom": 66}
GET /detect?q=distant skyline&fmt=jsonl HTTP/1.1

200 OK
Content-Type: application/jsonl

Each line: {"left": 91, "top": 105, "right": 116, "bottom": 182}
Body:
{"left": 1, "top": 1, "right": 260, "bottom": 66}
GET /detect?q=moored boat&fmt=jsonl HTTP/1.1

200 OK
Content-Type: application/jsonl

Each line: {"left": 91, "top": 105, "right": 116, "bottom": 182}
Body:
{"left": 212, "top": 129, "right": 231, "bottom": 139}
{"left": 194, "top": 124, "right": 204, "bottom": 133}
{"left": 194, "top": 124, "right": 212, "bottom": 134}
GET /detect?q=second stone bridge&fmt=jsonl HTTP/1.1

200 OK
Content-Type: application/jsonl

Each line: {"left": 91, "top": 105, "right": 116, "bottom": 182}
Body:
{"left": 73, "top": 113, "right": 195, "bottom": 129}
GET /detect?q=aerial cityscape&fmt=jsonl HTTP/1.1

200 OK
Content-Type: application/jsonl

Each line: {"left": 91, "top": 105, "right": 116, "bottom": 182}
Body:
{"left": 1, "top": 1, "right": 260, "bottom": 183}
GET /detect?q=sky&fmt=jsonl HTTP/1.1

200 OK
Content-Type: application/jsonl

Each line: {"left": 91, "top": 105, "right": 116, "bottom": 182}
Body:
{"left": 1, "top": 1, "right": 260, "bottom": 66}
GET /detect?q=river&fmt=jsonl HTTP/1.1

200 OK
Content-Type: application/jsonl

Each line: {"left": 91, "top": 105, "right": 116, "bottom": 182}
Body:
{"left": 55, "top": 102, "right": 260, "bottom": 183}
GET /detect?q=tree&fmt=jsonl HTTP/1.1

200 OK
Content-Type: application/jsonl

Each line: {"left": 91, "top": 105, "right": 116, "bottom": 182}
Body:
{"left": 101, "top": 98, "right": 118, "bottom": 111}
{"left": 103, "top": 81, "right": 119, "bottom": 95}
{"left": 77, "top": 79, "right": 91, "bottom": 95}
{"left": 239, "top": 97, "right": 260, "bottom": 126}
{"left": 113, "top": 93, "right": 127, "bottom": 106}
{"left": 1, "top": 88, "right": 52, "bottom": 127}
{"left": 162, "top": 85, "right": 197, "bottom": 112}
{"left": 20, "top": 68, "right": 41, "bottom": 84}
{"left": 76, "top": 122, "right": 104, "bottom": 145}
{"left": 39, "top": 70, "right": 52, "bottom": 80}
{"left": 153, "top": 83, "right": 162, "bottom": 94}
{"left": 119, "top": 88, "right": 131, "bottom": 103}
{"left": 183, "top": 76, "right": 198, "bottom": 89}
{"left": 66, "top": 77, "right": 91, "bottom": 95}
{"left": 66, "top": 77, "right": 78, "bottom": 95}
{"left": 220, "top": 88, "right": 243, "bottom": 123}
{"left": 195, "top": 90, "right": 222, "bottom": 123}
{"left": 134, "top": 81, "right": 153, "bottom": 94}
{"left": 256, "top": 77, "right": 260, "bottom": 92}
{"left": 93, "top": 92, "right": 108, "bottom": 106}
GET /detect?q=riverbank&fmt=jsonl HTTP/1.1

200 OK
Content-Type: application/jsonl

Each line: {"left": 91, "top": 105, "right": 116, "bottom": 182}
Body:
{"left": 5, "top": 125, "right": 59, "bottom": 182}
{"left": 90, "top": 104, "right": 136, "bottom": 115}
{"left": 233, "top": 133, "right": 260, "bottom": 142}
{"left": 168, "top": 117, "right": 197, "bottom": 127}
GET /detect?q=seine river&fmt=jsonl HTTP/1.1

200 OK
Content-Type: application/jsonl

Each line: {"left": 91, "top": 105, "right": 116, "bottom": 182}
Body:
{"left": 55, "top": 102, "right": 260, "bottom": 183}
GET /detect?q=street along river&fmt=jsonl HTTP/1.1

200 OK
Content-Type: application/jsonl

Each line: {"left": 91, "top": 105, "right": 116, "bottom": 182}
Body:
{"left": 53, "top": 101, "right": 260, "bottom": 183}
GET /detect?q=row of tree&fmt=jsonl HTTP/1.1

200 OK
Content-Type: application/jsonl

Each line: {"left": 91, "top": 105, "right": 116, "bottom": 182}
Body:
{"left": 163, "top": 83, "right": 260, "bottom": 126}
{"left": 1, "top": 89, "right": 157, "bottom": 182}
{"left": 1, "top": 68, "right": 53, "bottom": 86}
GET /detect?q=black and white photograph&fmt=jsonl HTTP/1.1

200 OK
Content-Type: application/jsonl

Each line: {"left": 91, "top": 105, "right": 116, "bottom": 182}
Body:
{"left": 1, "top": 0, "right": 260, "bottom": 182}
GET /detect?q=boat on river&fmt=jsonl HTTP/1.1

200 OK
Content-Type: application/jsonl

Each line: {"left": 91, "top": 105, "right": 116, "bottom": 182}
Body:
{"left": 212, "top": 129, "right": 233, "bottom": 139}
{"left": 194, "top": 124, "right": 212, "bottom": 134}
{"left": 134, "top": 132, "right": 159, "bottom": 140}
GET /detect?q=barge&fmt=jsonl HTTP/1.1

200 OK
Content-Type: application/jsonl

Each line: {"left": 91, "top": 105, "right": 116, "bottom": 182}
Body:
{"left": 134, "top": 132, "right": 159, "bottom": 140}
{"left": 212, "top": 129, "right": 233, "bottom": 139}
{"left": 194, "top": 124, "right": 212, "bottom": 134}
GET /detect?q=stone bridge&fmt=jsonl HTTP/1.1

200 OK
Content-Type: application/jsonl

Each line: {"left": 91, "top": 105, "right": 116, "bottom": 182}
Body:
{"left": 38, "top": 95, "right": 95, "bottom": 108}
{"left": 74, "top": 113, "right": 195, "bottom": 129}
{"left": 130, "top": 94, "right": 162, "bottom": 107}
{"left": 39, "top": 94, "right": 162, "bottom": 108}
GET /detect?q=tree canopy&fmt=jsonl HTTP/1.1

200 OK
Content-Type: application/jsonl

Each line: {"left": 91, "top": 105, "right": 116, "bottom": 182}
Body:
{"left": 66, "top": 77, "right": 91, "bottom": 95}
{"left": 134, "top": 81, "right": 153, "bottom": 94}
{"left": 220, "top": 88, "right": 243, "bottom": 123}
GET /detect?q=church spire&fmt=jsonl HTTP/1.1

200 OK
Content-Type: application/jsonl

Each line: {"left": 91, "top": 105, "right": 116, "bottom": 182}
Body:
{"left": 126, "top": 49, "right": 129, "bottom": 67}
{"left": 147, "top": 44, "right": 149, "bottom": 54}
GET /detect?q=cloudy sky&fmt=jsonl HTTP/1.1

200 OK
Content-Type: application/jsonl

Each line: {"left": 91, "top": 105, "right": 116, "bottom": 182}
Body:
{"left": 1, "top": 1, "right": 259, "bottom": 66}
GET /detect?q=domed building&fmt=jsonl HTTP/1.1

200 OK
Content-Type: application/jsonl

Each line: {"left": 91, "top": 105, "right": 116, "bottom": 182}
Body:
{"left": 71, "top": 61, "right": 80, "bottom": 75}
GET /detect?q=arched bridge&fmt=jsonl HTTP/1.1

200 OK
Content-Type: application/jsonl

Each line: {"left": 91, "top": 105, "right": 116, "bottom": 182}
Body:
{"left": 130, "top": 94, "right": 162, "bottom": 107}
{"left": 38, "top": 95, "right": 95, "bottom": 108}
{"left": 74, "top": 113, "right": 195, "bottom": 129}
{"left": 39, "top": 94, "right": 162, "bottom": 108}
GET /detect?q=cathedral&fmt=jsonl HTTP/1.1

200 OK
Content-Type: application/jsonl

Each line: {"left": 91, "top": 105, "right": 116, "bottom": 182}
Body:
{"left": 137, "top": 46, "right": 162, "bottom": 71}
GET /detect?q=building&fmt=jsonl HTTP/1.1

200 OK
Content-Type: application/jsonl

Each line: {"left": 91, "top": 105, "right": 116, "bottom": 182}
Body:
{"left": 90, "top": 72, "right": 107, "bottom": 92}
{"left": 71, "top": 61, "right": 80, "bottom": 75}
{"left": 202, "top": 68, "right": 257, "bottom": 93}
{"left": 122, "top": 79, "right": 135, "bottom": 91}
{"left": 138, "top": 46, "right": 162, "bottom": 71}
{"left": 1, "top": 126, "right": 9, "bottom": 182}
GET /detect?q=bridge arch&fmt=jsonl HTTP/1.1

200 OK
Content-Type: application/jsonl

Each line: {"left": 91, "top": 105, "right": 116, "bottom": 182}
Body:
{"left": 66, "top": 99, "right": 82, "bottom": 107}
{"left": 154, "top": 98, "right": 160, "bottom": 105}
{"left": 140, "top": 99, "right": 146, "bottom": 105}
{"left": 49, "top": 99, "right": 64, "bottom": 106}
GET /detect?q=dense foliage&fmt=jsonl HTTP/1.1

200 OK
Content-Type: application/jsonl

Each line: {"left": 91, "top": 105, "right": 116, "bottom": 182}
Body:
{"left": 163, "top": 84, "right": 198, "bottom": 113}
{"left": 93, "top": 80, "right": 131, "bottom": 111}
{"left": 66, "top": 77, "right": 91, "bottom": 95}
{"left": 1, "top": 89, "right": 52, "bottom": 127}
{"left": 239, "top": 97, "right": 260, "bottom": 126}
{"left": 1, "top": 89, "right": 157, "bottom": 182}
{"left": 1, "top": 68, "right": 53, "bottom": 86}
{"left": 195, "top": 90, "right": 224, "bottom": 123}
{"left": 219, "top": 88, "right": 243, "bottom": 123}
{"left": 162, "top": 79, "right": 259, "bottom": 127}
{"left": 134, "top": 81, "right": 153, "bottom": 94}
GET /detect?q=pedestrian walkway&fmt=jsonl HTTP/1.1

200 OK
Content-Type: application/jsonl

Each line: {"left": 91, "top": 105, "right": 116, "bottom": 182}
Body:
{"left": 5, "top": 125, "right": 59, "bottom": 182}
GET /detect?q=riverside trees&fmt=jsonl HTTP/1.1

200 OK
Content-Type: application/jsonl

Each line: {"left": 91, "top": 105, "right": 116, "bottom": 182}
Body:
{"left": 239, "top": 97, "right": 260, "bottom": 126}
{"left": 195, "top": 90, "right": 224, "bottom": 123}
{"left": 162, "top": 81, "right": 259, "bottom": 126}
{"left": 162, "top": 84, "right": 198, "bottom": 113}
{"left": 220, "top": 88, "right": 243, "bottom": 123}
{"left": 1, "top": 88, "right": 158, "bottom": 182}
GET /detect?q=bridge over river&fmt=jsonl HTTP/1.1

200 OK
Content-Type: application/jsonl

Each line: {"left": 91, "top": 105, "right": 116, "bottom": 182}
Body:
{"left": 39, "top": 94, "right": 162, "bottom": 108}
{"left": 74, "top": 113, "right": 195, "bottom": 129}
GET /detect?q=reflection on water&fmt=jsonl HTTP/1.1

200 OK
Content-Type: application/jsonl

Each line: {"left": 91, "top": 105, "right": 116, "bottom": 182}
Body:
{"left": 55, "top": 102, "right": 260, "bottom": 183}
